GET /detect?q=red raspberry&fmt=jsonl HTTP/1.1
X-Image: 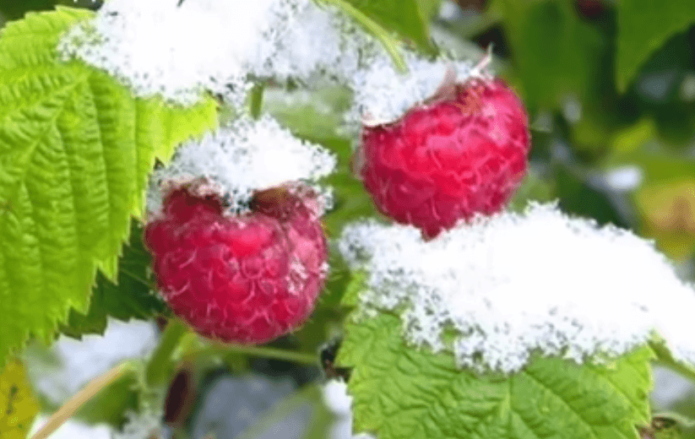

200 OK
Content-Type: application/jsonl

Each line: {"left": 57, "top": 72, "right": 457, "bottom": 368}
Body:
{"left": 356, "top": 77, "right": 531, "bottom": 238}
{"left": 145, "top": 180, "right": 328, "bottom": 344}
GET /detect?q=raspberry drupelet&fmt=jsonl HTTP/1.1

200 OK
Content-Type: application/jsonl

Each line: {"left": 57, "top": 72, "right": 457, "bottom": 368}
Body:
{"left": 356, "top": 77, "right": 531, "bottom": 238}
{"left": 145, "top": 180, "right": 328, "bottom": 344}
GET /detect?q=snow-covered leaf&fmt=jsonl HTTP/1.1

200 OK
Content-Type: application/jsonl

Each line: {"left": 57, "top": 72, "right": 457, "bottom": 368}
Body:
{"left": 337, "top": 313, "right": 653, "bottom": 439}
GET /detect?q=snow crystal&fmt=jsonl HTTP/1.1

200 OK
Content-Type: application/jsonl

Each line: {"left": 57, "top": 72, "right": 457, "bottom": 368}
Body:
{"left": 59, "top": 0, "right": 377, "bottom": 106}
{"left": 339, "top": 202, "right": 695, "bottom": 374}
{"left": 147, "top": 115, "right": 337, "bottom": 215}
{"left": 348, "top": 51, "right": 487, "bottom": 126}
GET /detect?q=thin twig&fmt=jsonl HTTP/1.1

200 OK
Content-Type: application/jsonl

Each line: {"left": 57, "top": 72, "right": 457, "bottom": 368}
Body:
{"left": 31, "top": 363, "right": 131, "bottom": 439}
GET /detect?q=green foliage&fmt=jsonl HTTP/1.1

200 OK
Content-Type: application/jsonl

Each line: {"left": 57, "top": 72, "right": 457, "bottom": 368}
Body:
{"left": 0, "top": 8, "right": 216, "bottom": 366}
{"left": 61, "top": 220, "right": 166, "bottom": 338}
{"left": 74, "top": 369, "right": 139, "bottom": 426}
{"left": 0, "top": 0, "right": 55, "bottom": 19}
{"left": 617, "top": 0, "right": 695, "bottom": 92}
{"left": 498, "top": 0, "right": 605, "bottom": 109}
{"left": 341, "top": 0, "right": 431, "bottom": 49}
{"left": 338, "top": 313, "right": 654, "bottom": 439}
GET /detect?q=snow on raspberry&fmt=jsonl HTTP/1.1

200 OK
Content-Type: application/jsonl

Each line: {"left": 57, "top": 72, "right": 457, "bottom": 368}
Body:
{"left": 339, "top": 203, "right": 695, "bottom": 374}
{"left": 59, "top": 0, "right": 376, "bottom": 106}
{"left": 348, "top": 52, "right": 480, "bottom": 126}
{"left": 147, "top": 115, "right": 336, "bottom": 216}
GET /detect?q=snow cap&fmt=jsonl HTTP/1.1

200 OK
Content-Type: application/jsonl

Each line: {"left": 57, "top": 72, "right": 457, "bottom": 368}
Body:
{"left": 348, "top": 51, "right": 493, "bottom": 126}
{"left": 148, "top": 115, "right": 337, "bottom": 215}
{"left": 339, "top": 203, "right": 695, "bottom": 373}
{"left": 59, "top": 0, "right": 377, "bottom": 106}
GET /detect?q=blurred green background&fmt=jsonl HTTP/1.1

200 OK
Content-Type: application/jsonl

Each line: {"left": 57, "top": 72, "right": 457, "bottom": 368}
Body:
{"left": 6, "top": 0, "right": 695, "bottom": 438}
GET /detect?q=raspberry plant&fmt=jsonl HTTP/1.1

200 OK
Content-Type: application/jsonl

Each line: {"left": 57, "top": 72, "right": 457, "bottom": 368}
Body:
{"left": 2, "top": 1, "right": 695, "bottom": 439}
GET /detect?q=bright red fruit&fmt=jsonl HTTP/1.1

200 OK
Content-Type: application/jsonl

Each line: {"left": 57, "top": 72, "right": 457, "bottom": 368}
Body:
{"left": 357, "top": 77, "right": 531, "bottom": 238}
{"left": 145, "top": 180, "right": 328, "bottom": 344}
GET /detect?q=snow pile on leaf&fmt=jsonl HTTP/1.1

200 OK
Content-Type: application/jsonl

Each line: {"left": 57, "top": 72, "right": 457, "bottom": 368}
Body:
{"left": 148, "top": 116, "right": 337, "bottom": 215}
{"left": 59, "top": 0, "right": 376, "bottom": 106}
{"left": 339, "top": 202, "right": 695, "bottom": 373}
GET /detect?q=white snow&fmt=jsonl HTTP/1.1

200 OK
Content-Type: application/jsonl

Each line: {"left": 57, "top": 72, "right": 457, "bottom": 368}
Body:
{"left": 59, "top": 0, "right": 377, "bottom": 107}
{"left": 323, "top": 381, "right": 377, "bottom": 439}
{"left": 339, "top": 202, "right": 695, "bottom": 374}
{"left": 147, "top": 115, "right": 337, "bottom": 215}
{"left": 348, "top": 51, "right": 490, "bottom": 126}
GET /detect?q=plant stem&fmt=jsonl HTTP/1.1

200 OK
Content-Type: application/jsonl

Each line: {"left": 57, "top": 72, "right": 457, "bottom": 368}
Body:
{"left": 185, "top": 343, "right": 317, "bottom": 366}
{"left": 30, "top": 363, "right": 131, "bottom": 439}
{"left": 318, "top": 0, "right": 407, "bottom": 72}
{"left": 146, "top": 319, "right": 189, "bottom": 386}
{"left": 249, "top": 83, "right": 265, "bottom": 119}
{"left": 650, "top": 338, "right": 695, "bottom": 383}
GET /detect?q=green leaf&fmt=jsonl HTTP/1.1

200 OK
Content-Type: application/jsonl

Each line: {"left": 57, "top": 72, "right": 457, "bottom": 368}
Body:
{"left": 415, "top": 0, "right": 443, "bottom": 21}
{"left": 61, "top": 220, "right": 166, "bottom": 338}
{"left": 0, "top": 0, "right": 56, "bottom": 20}
{"left": 499, "top": 0, "right": 604, "bottom": 109}
{"left": 338, "top": 313, "right": 653, "bottom": 439}
{"left": 317, "top": 0, "right": 409, "bottom": 71}
{"left": 0, "top": 8, "right": 217, "bottom": 365}
{"left": 339, "top": 0, "right": 430, "bottom": 49}
{"left": 74, "top": 368, "right": 139, "bottom": 426}
{"left": 617, "top": 0, "right": 695, "bottom": 93}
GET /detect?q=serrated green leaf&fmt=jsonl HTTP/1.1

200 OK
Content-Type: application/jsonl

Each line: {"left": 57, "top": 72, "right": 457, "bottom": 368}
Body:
{"left": 0, "top": 8, "right": 217, "bottom": 365}
{"left": 341, "top": 270, "right": 366, "bottom": 308}
{"left": 61, "top": 220, "right": 166, "bottom": 338}
{"left": 338, "top": 313, "right": 653, "bottom": 439}
{"left": 617, "top": 0, "right": 695, "bottom": 93}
